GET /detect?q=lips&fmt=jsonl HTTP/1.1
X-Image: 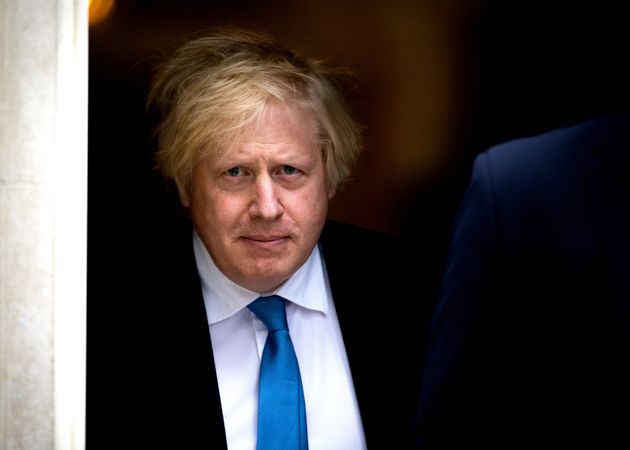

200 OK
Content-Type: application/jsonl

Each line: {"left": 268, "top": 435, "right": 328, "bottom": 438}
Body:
{"left": 239, "top": 234, "right": 290, "bottom": 249}
{"left": 245, "top": 235, "right": 288, "bottom": 242}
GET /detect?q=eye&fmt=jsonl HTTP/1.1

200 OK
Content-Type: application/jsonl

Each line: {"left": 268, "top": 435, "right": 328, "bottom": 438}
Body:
{"left": 282, "top": 165, "right": 298, "bottom": 175}
{"left": 226, "top": 167, "right": 243, "bottom": 177}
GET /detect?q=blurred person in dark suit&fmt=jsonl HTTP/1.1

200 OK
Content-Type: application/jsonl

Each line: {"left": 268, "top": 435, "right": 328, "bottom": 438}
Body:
{"left": 413, "top": 113, "right": 630, "bottom": 448}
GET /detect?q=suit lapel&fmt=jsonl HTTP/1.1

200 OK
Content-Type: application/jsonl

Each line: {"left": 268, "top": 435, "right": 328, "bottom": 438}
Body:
{"left": 319, "top": 220, "right": 424, "bottom": 449}
{"left": 143, "top": 221, "right": 228, "bottom": 449}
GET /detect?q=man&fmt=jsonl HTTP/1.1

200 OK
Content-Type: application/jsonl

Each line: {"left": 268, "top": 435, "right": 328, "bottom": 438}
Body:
{"left": 413, "top": 113, "right": 630, "bottom": 448}
{"left": 88, "top": 28, "right": 426, "bottom": 449}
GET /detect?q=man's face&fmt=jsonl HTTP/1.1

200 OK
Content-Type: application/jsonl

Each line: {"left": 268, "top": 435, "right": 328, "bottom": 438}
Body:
{"left": 182, "top": 102, "right": 334, "bottom": 293}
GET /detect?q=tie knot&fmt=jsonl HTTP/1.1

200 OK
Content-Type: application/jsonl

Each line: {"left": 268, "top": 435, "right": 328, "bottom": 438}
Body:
{"left": 248, "top": 295, "right": 289, "bottom": 332}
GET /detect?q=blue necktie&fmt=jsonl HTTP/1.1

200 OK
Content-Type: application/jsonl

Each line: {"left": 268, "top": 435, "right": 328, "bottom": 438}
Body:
{"left": 248, "top": 296, "right": 308, "bottom": 450}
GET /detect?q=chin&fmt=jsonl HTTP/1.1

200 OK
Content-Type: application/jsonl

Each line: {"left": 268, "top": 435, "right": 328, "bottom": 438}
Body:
{"left": 248, "top": 266, "right": 294, "bottom": 291}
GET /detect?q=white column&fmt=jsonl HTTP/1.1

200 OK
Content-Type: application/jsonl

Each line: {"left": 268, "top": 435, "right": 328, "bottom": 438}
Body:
{"left": 0, "top": 1, "right": 87, "bottom": 449}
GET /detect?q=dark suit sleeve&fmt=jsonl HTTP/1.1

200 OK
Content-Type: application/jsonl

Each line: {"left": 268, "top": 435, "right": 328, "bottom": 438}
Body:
{"left": 413, "top": 152, "right": 507, "bottom": 449}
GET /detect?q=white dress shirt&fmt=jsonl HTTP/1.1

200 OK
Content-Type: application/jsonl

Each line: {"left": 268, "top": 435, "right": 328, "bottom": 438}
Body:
{"left": 192, "top": 230, "right": 367, "bottom": 450}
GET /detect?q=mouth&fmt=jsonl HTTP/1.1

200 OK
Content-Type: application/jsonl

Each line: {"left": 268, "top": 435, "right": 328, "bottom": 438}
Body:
{"left": 240, "top": 235, "right": 290, "bottom": 248}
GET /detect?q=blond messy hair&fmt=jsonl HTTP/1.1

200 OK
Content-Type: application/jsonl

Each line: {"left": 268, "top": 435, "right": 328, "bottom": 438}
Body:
{"left": 147, "top": 27, "right": 363, "bottom": 197}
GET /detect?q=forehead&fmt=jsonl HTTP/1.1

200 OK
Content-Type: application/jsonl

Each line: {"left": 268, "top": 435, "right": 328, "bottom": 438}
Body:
{"left": 221, "top": 101, "right": 320, "bottom": 158}
{"left": 248, "top": 101, "right": 317, "bottom": 138}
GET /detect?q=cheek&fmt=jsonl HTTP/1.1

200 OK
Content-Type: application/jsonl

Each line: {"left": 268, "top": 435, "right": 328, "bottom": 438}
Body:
{"left": 190, "top": 189, "right": 236, "bottom": 228}
{"left": 207, "top": 195, "right": 244, "bottom": 226}
{"left": 290, "top": 185, "right": 329, "bottom": 220}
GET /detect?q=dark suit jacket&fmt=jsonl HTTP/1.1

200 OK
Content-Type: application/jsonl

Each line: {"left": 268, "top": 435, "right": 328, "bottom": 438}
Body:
{"left": 88, "top": 219, "right": 429, "bottom": 449}
{"left": 414, "top": 114, "right": 630, "bottom": 449}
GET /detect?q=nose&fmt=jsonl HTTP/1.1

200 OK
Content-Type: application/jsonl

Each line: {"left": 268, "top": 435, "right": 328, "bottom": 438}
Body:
{"left": 249, "top": 175, "right": 283, "bottom": 220}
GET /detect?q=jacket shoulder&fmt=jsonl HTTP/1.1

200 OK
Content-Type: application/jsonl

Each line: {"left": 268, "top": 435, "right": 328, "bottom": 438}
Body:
{"left": 482, "top": 114, "right": 627, "bottom": 180}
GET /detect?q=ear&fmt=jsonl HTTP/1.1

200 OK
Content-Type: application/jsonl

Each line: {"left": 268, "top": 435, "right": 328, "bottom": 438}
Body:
{"left": 179, "top": 189, "right": 190, "bottom": 208}
{"left": 327, "top": 186, "right": 336, "bottom": 200}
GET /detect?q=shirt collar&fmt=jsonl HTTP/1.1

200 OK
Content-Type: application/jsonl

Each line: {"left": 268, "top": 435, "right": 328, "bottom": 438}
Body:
{"left": 192, "top": 229, "right": 328, "bottom": 325}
